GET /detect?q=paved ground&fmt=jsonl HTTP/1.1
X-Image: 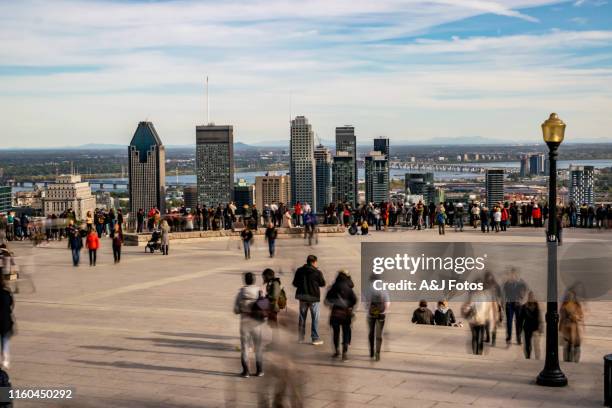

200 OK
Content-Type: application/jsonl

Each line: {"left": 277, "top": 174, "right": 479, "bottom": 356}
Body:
{"left": 4, "top": 227, "right": 612, "bottom": 407}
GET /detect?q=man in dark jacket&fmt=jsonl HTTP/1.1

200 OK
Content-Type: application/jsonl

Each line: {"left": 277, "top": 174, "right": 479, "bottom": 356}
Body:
{"left": 293, "top": 255, "right": 326, "bottom": 345}
{"left": 411, "top": 300, "right": 434, "bottom": 325}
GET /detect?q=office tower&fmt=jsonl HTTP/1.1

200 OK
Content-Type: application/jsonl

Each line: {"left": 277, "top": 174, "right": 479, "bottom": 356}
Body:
{"left": 196, "top": 125, "right": 234, "bottom": 207}
{"left": 255, "top": 174, "right": 291, "bottom": 210}
{"left": 544, "top": 158, "right": 550, "bottom": 176}
{"left": 373, "top": 137, "right": 390, "bottom": 158}
{"left": 569, "top": 165, "right": 595, "bottom": 206}
{"left": 332, "top": 152, "right": 355, "bottom": 205}
{"left": 529, "top": 153, "right": 545, "bottom": 176}
{"left": 520, "top": 156, "right": 530, "bottom": 177}
{"left": 485, "top": 169, "right": 505, "bottom": 207}
{"left": 335, "top": 126, "right": 357, "bottom": 207}
{"left": 290, "top": 116, "right": 316, "bottom": 211}
{"left": 0, "top": 185, "right": 11, "bottom": 214}
{"left": 314, "top": 144, "right": 332, "bottom": 213}
{"left": 183, "top": 186, "right": 198, "bottom": 210}
{"left": 365, "top": 151, "right": 389, "bottom": 204}
{"left": 404, "top": 173, "right": 434, "bottom": 195}
{"left": 128, "top": 121, "right": 166, "bottom": 215}
{"left": 43, "top": 174, "right": 96, "bottom": 220}
{"left": 234, "top": 178, "right": 255, "bottom": 212}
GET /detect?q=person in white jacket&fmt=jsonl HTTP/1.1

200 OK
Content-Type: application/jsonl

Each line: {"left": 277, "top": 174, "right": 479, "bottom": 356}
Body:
{"left": 234, "top": 272, "right": 264, "bottom": 377}
{"left": 463, "top": 283, "right": 494, "bottom": 355}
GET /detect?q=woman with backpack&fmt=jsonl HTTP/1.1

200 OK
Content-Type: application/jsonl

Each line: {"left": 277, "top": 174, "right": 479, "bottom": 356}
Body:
{"left": 325, "top": 270, "right": 357, "bottom": 361}
{"left": 262, "top": 268, "right": 286, "bottom": 329}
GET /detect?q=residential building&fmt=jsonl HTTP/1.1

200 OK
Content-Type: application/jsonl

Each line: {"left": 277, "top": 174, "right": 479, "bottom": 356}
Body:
{"left": 485, "top": 169, "right": 505, "bottom": 207}
{"left": 255, "top": 174, "right": 291, "bottom": 210}
{"left": 569, "top": 165, "right": 594, "bottom": 206}
{"left": 332, "top": 152, "right": 355, "bottom": 205}
{"left": 365, "top": 151, "right": 389, "bottom": 204}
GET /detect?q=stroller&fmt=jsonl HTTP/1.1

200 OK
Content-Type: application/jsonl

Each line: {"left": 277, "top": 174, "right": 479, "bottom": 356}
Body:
{"left": 145, "top": 230, "right": 162, "bottom": 253}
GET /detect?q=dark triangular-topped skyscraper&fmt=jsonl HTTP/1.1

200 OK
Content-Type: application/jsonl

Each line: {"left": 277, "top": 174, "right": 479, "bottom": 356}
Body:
{"left": 128, "top": 121, "right": 166, "bottom": 215}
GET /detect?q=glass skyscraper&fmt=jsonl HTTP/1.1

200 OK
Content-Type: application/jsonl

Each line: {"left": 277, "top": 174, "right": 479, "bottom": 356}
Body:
{"left": 196, "top": 125, "right": 234, "bottom": 207}
{"left": 335, "top": 126, "right": 357, "bottom": 207}
{"left": 485, "top": 169, "right": 505, "bottom": 207}
{"left": 290, "top": 116, "right": 316, "bottom": 211}
{"left": 314, "top": 144, "right": 332, "bottom": 213}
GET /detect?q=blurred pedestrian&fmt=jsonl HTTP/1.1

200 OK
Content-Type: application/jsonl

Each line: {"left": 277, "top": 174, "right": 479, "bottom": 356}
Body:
{"left": 0, "top": 278, "right": 14, "bottom": 369}
{"left": 293, "top": 255, "right": 326, "bottom": 345}
{"left": 520, "top": 291, "right": 542, "bottom": 359}
{"left": 325, "top": 270, "right": 356, "bottom": 361}
{"left": 559, "top": 290, "right": 584, "bottom": 363}
{"left": 233, "top": 272, "right": 264, "bottom": 377}
{"left": 86, "top": 229, "right": 100, "bottom": 266}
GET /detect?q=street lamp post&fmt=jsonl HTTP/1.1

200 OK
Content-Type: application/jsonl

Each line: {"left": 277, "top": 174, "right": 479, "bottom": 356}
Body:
{"left": 536, "top": 113, "right": 568, "bottom": 387}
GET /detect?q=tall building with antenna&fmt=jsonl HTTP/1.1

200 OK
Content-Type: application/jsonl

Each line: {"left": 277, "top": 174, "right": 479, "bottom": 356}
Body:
{"left": 335, "top": 126, "right": 357, "bottom": 207}
{"left": 128, "top": 121, "right": 166, "bottom": 215}
{"left": 196, "top": 78, "right": 234, "bottom": 207}
{"left": 290, "top": 116, "right": 316, "bottom": 212}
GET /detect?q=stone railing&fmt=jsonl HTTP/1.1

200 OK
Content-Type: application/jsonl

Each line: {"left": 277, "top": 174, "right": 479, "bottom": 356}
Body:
{"left": 123, "top": 225, "right": 346, "bottom": 246}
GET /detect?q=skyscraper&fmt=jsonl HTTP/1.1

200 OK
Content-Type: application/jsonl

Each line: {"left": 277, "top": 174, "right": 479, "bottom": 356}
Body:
{"left": 196, "top": 125, "right": 234, "bottom": 207}
{"left": 183, "top": 186, "right": 198, "bottom": 210}
{"left": 365, "top": 151, "right": 389, "bottom": 204}
{"left": 0, "top": 185, "right": 11, "bottom": 214}
{"left": 519, "top": 156, "right": 530, "bottom": 177}
{"left": 335, "top": 126, "right": 357, "bottom": 207}
{"left": 128, "top": 121, "right": 166, "bottom": 215}
{"left": 569, "top": 165, "right": 594, "bottom": 206}
{"left": 290, "top": 116, "right": 316, "bottom": 211}
{"left": 314, "top": 144, "right": 332, "bottom": 213}
{"left": 373, "top": 137, "right": 389, "bottom": 158}
{"left": 485, "top": 169, "right": 505, "bottom": 206}
{"left": 255, "top": 174, "right": 291, "bottom": 210}
{"left": 529, "top": 153, "right": 545, "bottom": 176}
{"left": 332, "top": 152, "right": 355, "bottom": 205}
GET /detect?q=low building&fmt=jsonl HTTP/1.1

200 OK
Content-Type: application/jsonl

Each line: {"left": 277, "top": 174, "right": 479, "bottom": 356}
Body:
{"left": 255, "top": 174, "right": 291, "bottom": 210}
{"left": 42, "top": 174, "right": 96, "bottom": 220}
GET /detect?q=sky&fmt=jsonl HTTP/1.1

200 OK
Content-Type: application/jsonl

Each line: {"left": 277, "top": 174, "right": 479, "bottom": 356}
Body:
{"left": 1, "top": 0, "right": 612, "bottom": 147}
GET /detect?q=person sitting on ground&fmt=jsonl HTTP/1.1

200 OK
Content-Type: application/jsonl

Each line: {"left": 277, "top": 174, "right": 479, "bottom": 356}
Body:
{"left": 411, "top": 300, "right": 434, "bottom": 325}
{"left": 360, "top": 220, "right": 369, "bottom": 235}
{"left": 434, "top": 300, "right": 456, "bottom": 326}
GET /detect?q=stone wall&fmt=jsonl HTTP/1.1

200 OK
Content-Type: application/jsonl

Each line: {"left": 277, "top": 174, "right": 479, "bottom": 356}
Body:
{"left": 124, "top": 225, "right": 346, "bottom": 246}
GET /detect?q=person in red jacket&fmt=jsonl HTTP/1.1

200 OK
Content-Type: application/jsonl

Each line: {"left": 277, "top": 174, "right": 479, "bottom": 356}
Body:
{"left": 86, "top": 229, "right": 100, "bottom": 266}
{"left": 294, "top": 202, "right": 302, "bottom": 227}
{"left": 532, "top": 204, "right": 542, "bottom": 228}
{"left": 501, "top": 204, "right": 509, "bottom": 231}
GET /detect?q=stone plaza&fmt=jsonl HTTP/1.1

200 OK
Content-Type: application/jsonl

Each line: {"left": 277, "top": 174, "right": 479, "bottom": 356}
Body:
{"left": 5, "top": 227, "right": 612, "bottom": 407}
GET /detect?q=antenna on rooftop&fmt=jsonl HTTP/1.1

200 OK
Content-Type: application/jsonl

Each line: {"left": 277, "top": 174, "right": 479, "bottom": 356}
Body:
{"left": 206, "top": 76, "right": 210, "bottom": 125}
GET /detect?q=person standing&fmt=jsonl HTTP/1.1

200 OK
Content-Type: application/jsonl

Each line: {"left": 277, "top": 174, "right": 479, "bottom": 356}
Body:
{"left": 68, "top": 227, "right": 83, "bottom": 267}
{"left": 136, "top": 208, "right": 144, "bottom": 233}
{"left": 325, "top": 270, "right": 356, "bottom": 361}
{"left": 86, "top": 229, "right": 100, "bottom": 266}
{"left": 160, "top": 219, "right": 170, "bottom": 255}
{"left": 436, "top": 204, "right": 446, "bottom": 235}
{"left": 112, "top": 224, "right": 123, "bottom": 264}
{"left": 262, "top": 269, "right": 282, "bottom": 328}
{"left": 241, "top": 226, "right": 254, "bottom": 260}
{"left": 264, "top": 222, "right": 277, "bottom": 258}
{"left": 503, "top": 269, "right": 527, "bottom": 345}
{"left": 86, "top": 211, "right": 94, "bottom": 232}
{"left": 233, "top": 272, "right": 264, "bottom": 377}
{"left": 455, "top": 203, "right": 464, "bottom": 232}
{"left": 0, "top": 278, "right": 14, "bottom": 369}
{"left": 293, "top": 255, "right": 326, "bottom": 345}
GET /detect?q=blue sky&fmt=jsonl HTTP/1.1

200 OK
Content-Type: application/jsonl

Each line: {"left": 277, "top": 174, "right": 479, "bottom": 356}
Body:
{"left": 0, "top": 0, "right": 611, "bottom": 147}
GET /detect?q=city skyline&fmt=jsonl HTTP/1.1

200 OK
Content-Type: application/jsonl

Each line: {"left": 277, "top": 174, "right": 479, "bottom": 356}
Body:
{"left": 1, "top": 0, "right": 612, "bottom": 147}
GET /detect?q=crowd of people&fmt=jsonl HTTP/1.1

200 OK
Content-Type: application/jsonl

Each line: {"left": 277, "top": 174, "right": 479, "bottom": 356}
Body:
{"left": 233, "top": 256, "right": 586, "bottom": 379}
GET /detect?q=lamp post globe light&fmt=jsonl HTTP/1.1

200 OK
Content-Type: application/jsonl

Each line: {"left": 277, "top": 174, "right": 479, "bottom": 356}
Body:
{"left": 536, "top": 113, "right": 568, "bottom": 387}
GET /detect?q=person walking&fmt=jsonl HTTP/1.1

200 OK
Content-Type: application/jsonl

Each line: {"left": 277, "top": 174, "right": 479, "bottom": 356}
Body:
{"left": 325, "top": 270, "right": 356, "bottom": 361}
{"left": 503, "top": 269, "right": 528, "bottom": 345}
{"left": 160, "top": 219, "right": 170, "bottom": 255}
{"left": 86, "top": 229, "right": 100, "bottom": 266}
{"left": 262, "top": 269, "right": 283, "bottom": 328}
{"left": 559, "top": 290, "right": 584, "bottom": 363}
{"left": 463, "top": 288, "right": 493, "bottom": 355}
{"left": 293, "top": 255, "right": 326, "bottom": 345}
{"left": 241, "top": 226, "right": 254, "bottom": 260}
{"left": 264, "top": 222, "right": 277, "bottom": 258}
{"left": 365, "top": 276, "right": 390, "bottom": 361}
{"left": 112, "top": 224, "right": 123, "bottom": 264}
{"left": 68, "top": 227, "right": 83, "bottom": 267}
{"left": 520, "top": 291, "right": 542, "bottom": 359}
{"left": 233, "top": 272, "right": 264, "bottom": 377}
{"left": 0, "top": 278, "right": 15, "bottom": 369}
